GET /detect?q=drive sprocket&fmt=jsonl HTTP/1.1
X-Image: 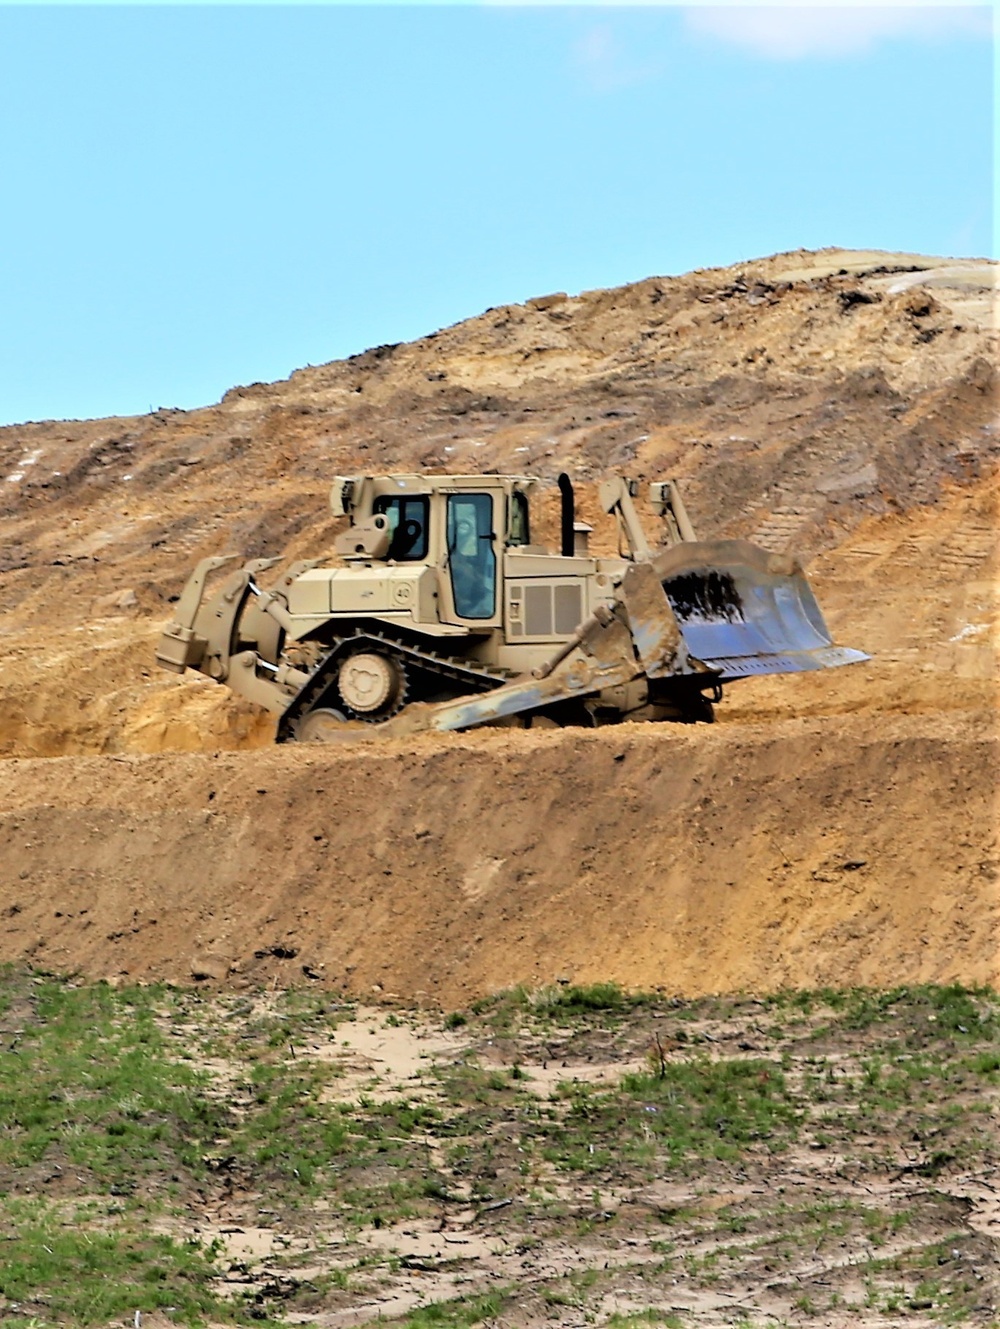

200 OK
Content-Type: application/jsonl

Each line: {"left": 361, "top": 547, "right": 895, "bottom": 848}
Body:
{"left": 336, "top": 650, "right": 408, "bottom": 722}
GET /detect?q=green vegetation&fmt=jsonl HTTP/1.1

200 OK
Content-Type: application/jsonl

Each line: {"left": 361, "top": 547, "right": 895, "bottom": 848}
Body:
{"left": 0, "top": 1201, "right": 228, "bottom": 1327}
{"left": 0, "top": 968, "right": 996, "bottom": 1326}
{"left": 543, "top": 1058, "right": 800, "bottom": 1174}
{"left": 0, "top": 978, "right": 220, "bottom": 1184}
{"left": 468, "top": 981, "right": 653, "bottom": 1032}
{"left": 605, "top": 1312, "right": 683, "bottom": 1329}
{"left": 536, "top": 982, "right": 654, "bottom": 1014}
{"left": 372, "top": 1291, "right": 508, "bottom": 1329}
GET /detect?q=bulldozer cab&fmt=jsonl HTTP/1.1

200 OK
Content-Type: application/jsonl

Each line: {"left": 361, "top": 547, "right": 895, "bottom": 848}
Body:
{"left": 332, "top": 474, "right": 538, "bottom": 629}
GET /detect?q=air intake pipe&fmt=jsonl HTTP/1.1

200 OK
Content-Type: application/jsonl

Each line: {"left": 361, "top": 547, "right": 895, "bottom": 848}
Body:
{"left": 558, "top": 472, "right": 575, "bottom": 558}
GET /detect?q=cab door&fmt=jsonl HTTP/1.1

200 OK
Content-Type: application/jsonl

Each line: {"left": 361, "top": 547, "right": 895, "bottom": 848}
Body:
{"left": 441, "top": 491, "right": 502, "bottom": 626}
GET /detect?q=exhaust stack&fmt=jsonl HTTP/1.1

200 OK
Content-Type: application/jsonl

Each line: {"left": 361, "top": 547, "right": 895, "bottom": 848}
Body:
{"left": 558, "top": 472, "right": 575, "bottom": 558}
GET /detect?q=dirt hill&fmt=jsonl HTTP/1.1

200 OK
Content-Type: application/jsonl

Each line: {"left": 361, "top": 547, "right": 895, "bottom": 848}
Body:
{"left": 0, "top": 247, "right": 996, "bottom": 998}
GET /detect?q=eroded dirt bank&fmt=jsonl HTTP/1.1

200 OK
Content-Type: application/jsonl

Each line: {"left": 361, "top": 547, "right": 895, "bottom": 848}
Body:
{"left": 2, "top": 715, "right": 995, "bottom": 1003}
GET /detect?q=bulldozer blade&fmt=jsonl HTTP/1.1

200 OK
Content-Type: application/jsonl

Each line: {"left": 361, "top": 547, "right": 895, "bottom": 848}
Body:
{"left": 651, "top": 539, "right": 869, "bottom": 680}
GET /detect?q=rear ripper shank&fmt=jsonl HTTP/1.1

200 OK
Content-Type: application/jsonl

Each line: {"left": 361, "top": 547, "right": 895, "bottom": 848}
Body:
{"left": 155, "top": 472, "right": 867, "bottom": 740}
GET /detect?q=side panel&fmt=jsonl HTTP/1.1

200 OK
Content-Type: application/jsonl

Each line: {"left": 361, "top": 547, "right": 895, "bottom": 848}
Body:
{"left": 502, "top": 551, "right": 622, "bottom": 645}
{"left": 331, "top": 574, "right": 394, "bottom": 614}
{"left": 286, "top": 566, "right": 439, "bottom": 623}
{"left": 287, "top": 569, "right": 332, "bottom": 615}
{"left": 503, "top": 552, "right": 594, "bottom": 576}
{"left": 505, "top": 577, "right": 586, "bottom": 643}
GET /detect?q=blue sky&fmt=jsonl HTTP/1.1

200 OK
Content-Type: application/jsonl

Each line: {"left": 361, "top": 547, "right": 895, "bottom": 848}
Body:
{"left": 0, "top": 4, "right": 993, "bottom": 426}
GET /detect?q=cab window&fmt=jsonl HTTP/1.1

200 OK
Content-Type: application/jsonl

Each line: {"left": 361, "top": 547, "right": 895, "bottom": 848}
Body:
{"left": 447, "top": 493, "right": 496, "bottom": 620}
{"left": 372, "top": 495, "right": 429, "bottom": 561}
{"left": 508, "top": 491, "right": 530, "bottom": 547}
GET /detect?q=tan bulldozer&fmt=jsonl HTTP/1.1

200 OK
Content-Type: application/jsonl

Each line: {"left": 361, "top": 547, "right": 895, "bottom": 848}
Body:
{"left": 155, "top": 472, "right": 867, "bottom": 741}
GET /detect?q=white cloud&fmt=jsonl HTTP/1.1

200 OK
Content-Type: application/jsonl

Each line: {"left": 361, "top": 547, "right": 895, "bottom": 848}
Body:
{"left": 572, "top": 23, "right": 663, "bottom": 92}
{"left": 681, "top": 5, "right": 994, "bottom": 60}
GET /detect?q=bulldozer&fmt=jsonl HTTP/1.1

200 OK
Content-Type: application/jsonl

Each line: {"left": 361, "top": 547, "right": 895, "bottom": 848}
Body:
{"left": 155, "top": 472, "right": 867, "bottom": 741}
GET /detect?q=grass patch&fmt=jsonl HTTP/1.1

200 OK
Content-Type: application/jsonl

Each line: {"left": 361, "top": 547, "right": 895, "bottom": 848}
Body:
{"left": 542, "top": 1058, "right": 800, "bottom": 1174}
{"left": 469, "top": 982, "right": 651, "bottom": 1032}
{"left": 230, "top": 1058, "right": 349, "bottom": 1189}
{"left": 0, "top": 1200, "right": 256, "bottom": 1327}
{"left": 537, "top": 983, "right": 653, "bottom": 1014}
{"left": 0, "top": 978, "right": 222, "bottom": 1188}
{"left": 372, "top": 1291, "right": 508, "bottom": 1329}
{"left": 1, "top": 969, "right": 996, "bottom": 1327}
{"left": 606, "top": 1311, "right": 684, "bottom": 1329}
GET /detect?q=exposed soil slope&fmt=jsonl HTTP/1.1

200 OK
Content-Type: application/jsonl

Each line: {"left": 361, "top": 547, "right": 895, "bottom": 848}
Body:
{"left": 0, "top": 247, "right": 996, "bottom": 999}
{"left": 1, "top": 714, "right": 996, "bottom": 1001}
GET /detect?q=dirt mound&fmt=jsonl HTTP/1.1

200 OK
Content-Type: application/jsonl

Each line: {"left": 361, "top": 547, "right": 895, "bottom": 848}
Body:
{"left": 1, "top": 714, "right": 996, "bottom": 1003}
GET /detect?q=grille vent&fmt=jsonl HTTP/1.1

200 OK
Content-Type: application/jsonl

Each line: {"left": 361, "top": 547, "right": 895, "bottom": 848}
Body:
{"left": 512, "top": 582, "right": 583, "bottom": 638}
